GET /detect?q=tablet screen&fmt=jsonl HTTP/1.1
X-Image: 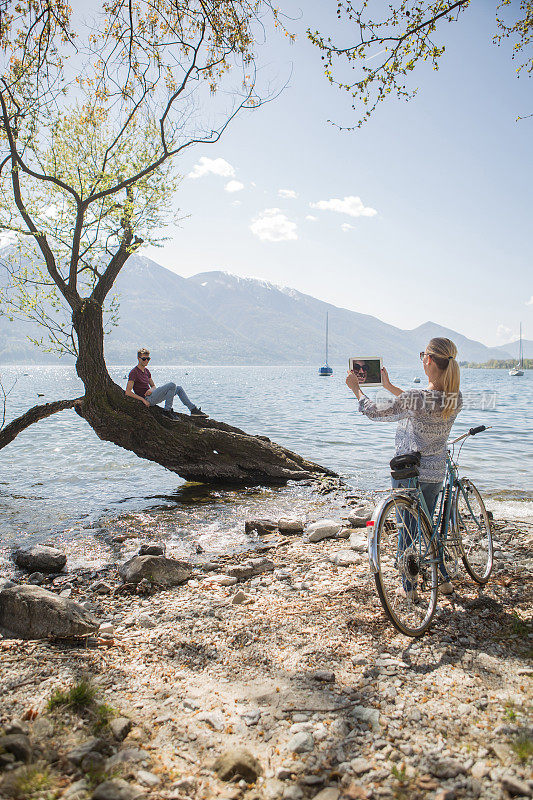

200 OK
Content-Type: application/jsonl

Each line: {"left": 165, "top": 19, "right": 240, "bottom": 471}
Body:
{"left": 349, "top": 357, "right": 383, "bottom": 387}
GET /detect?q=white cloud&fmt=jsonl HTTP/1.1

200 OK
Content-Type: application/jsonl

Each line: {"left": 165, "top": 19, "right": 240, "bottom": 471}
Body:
{"left": 305, "top": 215, "right": 318, "bottom": 222}
{"left": 526, "top": 296, "right": 533, "bottom": 305}
{"left": 188, "top": 157, "right": 235, "bottom": 179}
{"left": 341, "top": 222, "right": 355, "bottom": 232}
{"left": 231, "top": 200, "right": 242, "bottom": 206}
{"left": 225, "top": 180, "right": 244, "bottom": 193}
{"left": 496, "top": 324, "right": 513, "bottom": 342}
{"left": 278, "top": 189, "right": 298, "bottom": 199}
{"left": 310, "top": 195, "right": 377, "bottom": 218}
{"left": 249, "top": 208, "right": 298, "bottom": 242}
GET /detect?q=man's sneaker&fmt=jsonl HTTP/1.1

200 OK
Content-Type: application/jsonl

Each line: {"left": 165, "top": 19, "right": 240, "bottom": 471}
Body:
{"left": 162, "top": 409, "right": 179, "bottom": 419}
{"left": 440, "top": 581, "right": 454, "bottom": 596}
{"left": 190, "top": 406, "right": 208, "bottom": 417}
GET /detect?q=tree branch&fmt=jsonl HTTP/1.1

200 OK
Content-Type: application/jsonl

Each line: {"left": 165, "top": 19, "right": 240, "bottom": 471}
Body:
{"left": 0, "top": 397, "right": 82, "bottom": 450}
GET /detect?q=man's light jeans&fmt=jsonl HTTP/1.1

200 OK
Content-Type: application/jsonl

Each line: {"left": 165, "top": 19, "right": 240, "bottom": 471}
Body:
{"left": 148, "top": 382, "right": 194, "bottom": 411}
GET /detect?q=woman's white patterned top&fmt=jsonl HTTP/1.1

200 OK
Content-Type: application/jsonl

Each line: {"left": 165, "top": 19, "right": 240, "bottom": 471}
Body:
{"left": 359, "top": 389, "right": 463, "bottom": 483}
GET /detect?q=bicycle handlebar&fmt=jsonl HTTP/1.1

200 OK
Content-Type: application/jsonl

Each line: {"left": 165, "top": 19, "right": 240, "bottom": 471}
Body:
{"left": 450, "top": 425, "right": 491, "bottom": 446}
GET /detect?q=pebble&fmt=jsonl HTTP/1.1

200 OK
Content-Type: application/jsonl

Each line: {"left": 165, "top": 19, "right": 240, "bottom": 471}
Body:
{"left": 109, "top": 718, "right": 133, "bottom": 741}
{"left": 311, "top": 790, "right": 339, "bottom": 800}
{"left": 351, "top": 706, "right": 380, "bottom": 731}
{"left": 92, "top": 779, "right": 144, "bottom": 800}
{"left": 500, "top": 774, "right": 533, "bottom": 797}
{"left": 136, "top": 770, "right": 160, "bottom": 787}
{"left": 330, "top": 549, "right": 359, "bottom": 566}
{"left": 283, "top": 787, "right": 304, "bottom": 800}
{"left": 205, "top": 575, "right": 238, "bottom": 586}
{"left": 287, "top": 731, "right": 314, "bottom": 753}
{"left": 90, "top": 580, "right": 113, "bottom": 594}
{"left": 349, "top": 531, "right": 368, "bottom": 552}
{"left": 231, "top": 590, "right": 249, "bottom": 605}
{"left": 136, "top": 613, "right": 156, "bottom": 628}
{"left": 197, "top": 710, "right": 225, "bottom": 731}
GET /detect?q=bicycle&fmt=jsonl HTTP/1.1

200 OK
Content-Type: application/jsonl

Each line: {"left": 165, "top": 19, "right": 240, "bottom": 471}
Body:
{"left": 367, "top": 425, "right": 494, "bottom": 637}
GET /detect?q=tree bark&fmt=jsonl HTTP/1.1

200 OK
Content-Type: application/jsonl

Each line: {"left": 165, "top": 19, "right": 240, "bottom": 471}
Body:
{"left": 70, "top": 299, "right": 335, "bottom": 484}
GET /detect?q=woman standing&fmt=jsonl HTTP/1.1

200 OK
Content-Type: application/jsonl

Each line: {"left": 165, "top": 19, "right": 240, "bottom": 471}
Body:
{"left": 346, "top": 337, "right": 462, "bottom": 597}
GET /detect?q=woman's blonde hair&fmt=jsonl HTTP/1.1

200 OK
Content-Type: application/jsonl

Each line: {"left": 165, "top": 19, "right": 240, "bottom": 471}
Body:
{"left": 137, "top": 347, "right": 150, "bottom": 357}
{"left": 426, "top": 337, "right": 460, "bottom": 418}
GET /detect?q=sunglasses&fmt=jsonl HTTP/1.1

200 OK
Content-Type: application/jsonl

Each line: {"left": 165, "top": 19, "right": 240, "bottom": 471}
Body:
{"left": 139, "top": 356, "right": 150, "bottom": 361}
{"left": 420, "top": 352, "right": 429, "bottom": 361}
{"left": 353, "top": 364, "right": 368, "bottom": 372}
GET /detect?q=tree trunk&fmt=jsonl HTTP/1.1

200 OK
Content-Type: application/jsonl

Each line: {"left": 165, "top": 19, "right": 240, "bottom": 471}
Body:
{"left": 72, "top": 299, "right": 335, "bottom": 484}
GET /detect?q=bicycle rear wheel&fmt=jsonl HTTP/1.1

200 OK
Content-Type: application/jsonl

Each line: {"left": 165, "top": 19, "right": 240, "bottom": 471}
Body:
{"left": 453, "top": 479, "right": 493, "bottom": 583}
{"left": 373, "top": 495, "right": 438, "bottom": 637}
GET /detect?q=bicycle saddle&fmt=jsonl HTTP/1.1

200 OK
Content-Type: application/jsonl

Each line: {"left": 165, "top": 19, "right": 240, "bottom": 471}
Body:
{"left": 390, "top": 451, "right": 421, "bottom": 480}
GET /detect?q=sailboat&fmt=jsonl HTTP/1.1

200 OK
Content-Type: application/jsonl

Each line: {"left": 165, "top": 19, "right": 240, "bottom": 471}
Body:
{"left": 509, "top": 323, "right": 524, "bottom": 377}
{"left": 318, "top": 312, "right": 333, "bottom": 376}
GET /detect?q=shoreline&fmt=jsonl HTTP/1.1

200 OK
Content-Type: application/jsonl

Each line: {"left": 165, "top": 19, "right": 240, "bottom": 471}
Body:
{"left": 1, "top": 491, "right": 532, "bottom": 800}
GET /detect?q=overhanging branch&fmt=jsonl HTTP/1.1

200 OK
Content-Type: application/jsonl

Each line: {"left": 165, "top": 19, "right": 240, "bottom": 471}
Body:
{"left": 0, "top": 397, "right": 83, "bottom": 450}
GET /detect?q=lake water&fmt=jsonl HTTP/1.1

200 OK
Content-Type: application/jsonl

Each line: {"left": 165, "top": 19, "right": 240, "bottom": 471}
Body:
{"left": 1, "top": 364, "right": 531, "bottom": 569}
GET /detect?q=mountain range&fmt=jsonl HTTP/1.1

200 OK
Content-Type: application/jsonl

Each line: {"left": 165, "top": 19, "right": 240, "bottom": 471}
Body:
{"left": 1, "top": 255, "right": 530, "bottom": 365}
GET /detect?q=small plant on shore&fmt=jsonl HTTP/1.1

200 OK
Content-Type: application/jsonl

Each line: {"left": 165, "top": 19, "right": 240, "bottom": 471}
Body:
{"left": 504, "top": 703, "right": 517, "bottom": 722}
{"left": 48, "top": 679, "right": 96, "bottom": 712}
{"left": 391, "top": 763, "right": 408, "bottom": 784}
{"left": 10, "top": 765, "right": 52, "bottom": 798}
{"left": 92, "top": 703, "right": 117, "bottom": 733}
{"left": 510, "top": 732, "right": 533, "bottom": 764}
{"left": 510, "top": 611, "right": 530, "bottom": 639}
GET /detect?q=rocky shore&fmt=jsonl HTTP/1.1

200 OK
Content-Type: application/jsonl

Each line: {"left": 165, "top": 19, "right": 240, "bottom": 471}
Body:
{"left": 0, "top": 491, "right": 532, "bottom": 800}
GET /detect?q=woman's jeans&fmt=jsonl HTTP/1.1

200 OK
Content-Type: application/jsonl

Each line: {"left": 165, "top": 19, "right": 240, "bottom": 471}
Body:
{"left": 391, "top": 477, "right": 449, "bottom": 590}
{"left": 148, "top": 382, "right": 195, "bottom": 411}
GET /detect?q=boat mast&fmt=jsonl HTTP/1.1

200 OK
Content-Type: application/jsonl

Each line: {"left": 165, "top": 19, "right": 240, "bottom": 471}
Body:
{"left": 519, "top": 322, "right": 523, "bottom": 368}
{"left": 325, "top": 312, "right": 329, "bottom": 366}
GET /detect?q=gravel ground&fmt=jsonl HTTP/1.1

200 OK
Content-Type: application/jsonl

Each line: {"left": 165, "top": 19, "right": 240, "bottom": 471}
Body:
{"left": 1, "top": 495, "right": 532, "bottom": 800}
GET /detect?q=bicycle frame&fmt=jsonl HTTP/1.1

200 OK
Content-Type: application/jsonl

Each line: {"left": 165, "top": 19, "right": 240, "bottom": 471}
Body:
{"left": 368, "top": 452, "right": 458, "bottom": 576}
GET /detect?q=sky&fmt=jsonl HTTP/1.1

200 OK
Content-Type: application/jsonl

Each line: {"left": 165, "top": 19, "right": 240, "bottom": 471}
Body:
{"left": 138, "top": 1, "right": 532, "bottom": 348}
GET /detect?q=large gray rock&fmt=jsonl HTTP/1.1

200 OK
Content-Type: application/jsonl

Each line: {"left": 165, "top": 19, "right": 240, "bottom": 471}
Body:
{"left": 67, "top": 738, "right": 105, "bottom": 766}
{"left": 0, "top": 583, "right": 98, "bottom": 639}
{"left": 306, "top": 520, "right": 342, "bottom": 543}
{"left": 13, "top": 544, "right": 66, "bottom": 574}
{"left": 119, "top": 556, "right": 192, "bottom": 587}
{"left": 347, "top": 508, "right": 373, "bottom": 527}
{"left": 0, "top": 734, "right": 32, "bottom": 763}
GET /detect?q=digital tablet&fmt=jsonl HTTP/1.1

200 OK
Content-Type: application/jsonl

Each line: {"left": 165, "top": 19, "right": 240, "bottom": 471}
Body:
{"left": 349, "top": 357, "right": 383, "bottom": 387}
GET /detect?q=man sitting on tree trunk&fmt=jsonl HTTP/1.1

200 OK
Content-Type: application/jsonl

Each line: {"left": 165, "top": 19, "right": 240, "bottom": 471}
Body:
{"left": 126, "top": 348, "right": 208, "bottom": 419}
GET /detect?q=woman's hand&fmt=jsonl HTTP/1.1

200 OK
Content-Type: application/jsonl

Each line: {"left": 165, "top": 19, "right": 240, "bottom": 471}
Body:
{"left": 381, "top": 366, "right": 392, "bottom": 391}
{"left": 346, "top": 370, "right": 363, "bottom": 399}
{"left": 143, "top": 397, "right": 150, "bottom": 407}
{"left": 381, "top": 367, "right": 404, "bottom": 397}
{"left": 145, "top": 388, "right": 152, "bottom": 396}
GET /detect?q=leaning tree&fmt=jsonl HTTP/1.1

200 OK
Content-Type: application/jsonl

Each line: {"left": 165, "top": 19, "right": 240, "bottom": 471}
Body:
{"left": 0, "top": 0, "right": 333, "bottom": 483}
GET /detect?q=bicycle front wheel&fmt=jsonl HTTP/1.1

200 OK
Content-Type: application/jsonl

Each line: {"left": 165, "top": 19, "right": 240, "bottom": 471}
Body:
{"left": 453, "top": 479, "right": 493, "bottom": 584}
{"left": 373, "top": 495, "right": 438, "bottom": 637}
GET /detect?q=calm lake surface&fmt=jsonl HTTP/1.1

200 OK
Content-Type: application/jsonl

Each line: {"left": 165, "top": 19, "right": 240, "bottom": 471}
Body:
{"left": 1, "top": 364, "right": 531, "bottom": 569}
